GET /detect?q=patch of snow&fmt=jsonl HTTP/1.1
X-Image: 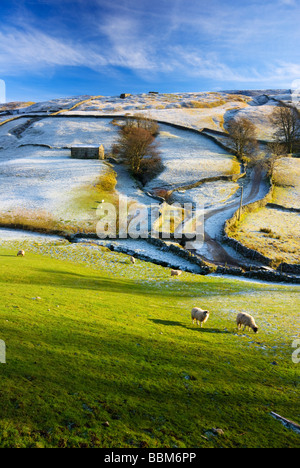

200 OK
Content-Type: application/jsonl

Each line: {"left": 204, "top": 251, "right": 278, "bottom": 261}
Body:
{"left": 76, "top": 237, "right": 203, "bottom": 273}
{"left": 18, "top": 117, "right": 118, "bottom": 148}
{"left": 171, "top": 180, "right": 239, "bottom": 209}
{"left": 0, "top": 147, "right": 107, "bottom": 216}
{"left": 145, "top": 123, "right": 237, "bottom": 190}
{"left": 0, "top": 228, "right": 62, "bottom": 242}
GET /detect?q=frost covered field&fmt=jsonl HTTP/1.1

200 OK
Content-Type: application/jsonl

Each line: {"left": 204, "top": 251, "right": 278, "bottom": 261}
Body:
{"left": 0, "top": 113, "right": 241, "bottom": 223}
{"left": 146, "top": 123, "right": 240, "bottom": 192}
{"left": 0, "top": 118, "right": 117, "bottom": 221}
{"left": 0, "top": 89, "right": 299, "bottom": 266}
{"left": 0, "top": 149, "right": 106, "bottom": 218}
{"left": 18, "top": 117, "right": 118, "bottom": 148}
{"left": 171, "top": 180, "right": 239, "bottom": 210}
{"left": 273, "top": 158, "right": 300, "bottom": 209}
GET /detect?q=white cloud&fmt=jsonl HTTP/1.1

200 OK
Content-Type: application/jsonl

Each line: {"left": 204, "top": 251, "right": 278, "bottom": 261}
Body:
{"left": 279, "top": 0, "right": 297, "bottom": 6}
{"left": 0, "top": 21, "right": 158, "bottom": 76}
{"left": 272, "top": 62, "right": 300, "bottom": 82}
{"left": 98, "top": 16, "right": 158, "bottom": 71}
{"left": 0, "top": 26, "right": 107, "bottom": 74}
{"left": 0, "top": 9, "right": 299, "bottom": 90}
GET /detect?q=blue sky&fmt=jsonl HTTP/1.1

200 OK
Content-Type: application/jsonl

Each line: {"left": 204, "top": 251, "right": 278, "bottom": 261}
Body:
{"left": 0, "top": 0, "right": 299, "bottom": 102}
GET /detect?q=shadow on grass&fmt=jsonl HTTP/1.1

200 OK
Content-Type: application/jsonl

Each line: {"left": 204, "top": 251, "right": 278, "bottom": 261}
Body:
{"left": 0, "top": 266, "right": 174, "bottom": 297}
{"left": 0, "top": 260, "right": 257, "bottom": 299}
{"left": 150, "top": 318, "right": 231, "bottom": 334}
{"left": 29, "top": 268, "right": 253, "bottom": 299}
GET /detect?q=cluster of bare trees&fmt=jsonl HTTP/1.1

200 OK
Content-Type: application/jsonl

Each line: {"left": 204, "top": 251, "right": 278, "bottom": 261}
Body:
{"left": 111, "top": 106, "right": 299, "bottom": 186}
{"left": 269, "top": 105, "right": 300, "bottom": 154}
{"left": 226, "top": 104, "right": 300, "bottom": 178}
{"left": 112, "top": 115, "right": 163, "bottom": 185}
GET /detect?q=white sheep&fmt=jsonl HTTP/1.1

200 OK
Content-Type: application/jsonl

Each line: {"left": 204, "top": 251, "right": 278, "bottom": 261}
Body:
{"left": 236, "top": 312, "right": 258, "bottom": 333}
{"left": 171, "top": 269, "right": 182, "bottom": 277}
{"left": 130, "top": 256, "right": 136, "bottom": 265}
{"left": 191, "top": 307, "right": 210, "bottom": 327}
{"left": 17, "top": 250, "right": 25, "bottom": 257}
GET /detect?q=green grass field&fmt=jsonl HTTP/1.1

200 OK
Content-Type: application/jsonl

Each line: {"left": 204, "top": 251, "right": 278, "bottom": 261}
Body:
{"left": 0, "top": 239, "right": 299, "bottom": 448}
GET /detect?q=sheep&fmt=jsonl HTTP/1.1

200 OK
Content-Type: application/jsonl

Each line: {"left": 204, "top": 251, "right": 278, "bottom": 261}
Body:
{"left": 191, "top": 307, "right": 210, "bottom": 327}
{"left": 17, "top": 250, "right": 25, "bottom": 257}
{"left": 130, "top": 256, "right": 136, "bottom": 265}
{"left": 236, "top": 312, "right": 258, "bottom": 333}
{"left": 171, "top": 269, "right": 182, "bottom": 277}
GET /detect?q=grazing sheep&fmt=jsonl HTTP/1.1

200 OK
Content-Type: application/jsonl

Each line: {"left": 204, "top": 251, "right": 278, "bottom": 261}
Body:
{"left": 171, "top": 269, "right": 182, "bottom": 277}
{"left": 17, "top": 250, "right": 25, "bottom": 257}
{"left": 236, "top": 312, "right": 258, "bottom": 333}
{"left": 130, "top": 256, "right": 136, "bottom": 265}
{"left": 191, "top": 307, "right": 210, "bottom": 327}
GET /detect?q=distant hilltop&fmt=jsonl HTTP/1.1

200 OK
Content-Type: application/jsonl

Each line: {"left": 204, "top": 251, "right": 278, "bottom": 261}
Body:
{"left": 0, "top": 90, "right": 298, "bottom": 141}
{"left": 0, "top": 89, "right": 295, "bottom": 112}
{"left": 224, "top": 89, "right": 291, "bottom": 97}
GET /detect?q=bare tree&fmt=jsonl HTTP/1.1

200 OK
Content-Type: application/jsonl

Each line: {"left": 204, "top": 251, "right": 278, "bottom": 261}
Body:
{"left": 265, "top": 142, "right": 287, "bottom": 179}
{"left": 227, "top": 117, "right": 258, "bottom": 163}
{"left": 269, "top": 105, "right": 300, "bottom": 154}
{"left": 124, "top": 114, "right": 159, "bottom": 136}
{"left": 113, "top": 116, "right": 163, "bottom": 184}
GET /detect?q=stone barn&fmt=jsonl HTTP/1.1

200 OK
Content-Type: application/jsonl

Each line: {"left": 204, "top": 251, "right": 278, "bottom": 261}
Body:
{"left": 71, "top": 145, "right": 105, "bottom": 160}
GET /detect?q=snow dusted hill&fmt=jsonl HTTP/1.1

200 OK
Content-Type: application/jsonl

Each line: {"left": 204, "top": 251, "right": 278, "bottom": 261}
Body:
{"left": 0, "top": 89, "right": 294, "bottom": 219}
{"left": 0, "top": 90, "right": 299, "bottom": 268}
{"left": 2, "top": 89, "right": 297, "bottom": 136}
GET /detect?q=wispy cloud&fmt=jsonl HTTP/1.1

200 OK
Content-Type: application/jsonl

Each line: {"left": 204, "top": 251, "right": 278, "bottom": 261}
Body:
{"left": 98, "top": 16, "right": 157, "bottom": 71}
{"left": 0, "top": 0, "right": 299, "bottom": 94}
{"left": 0, "top": 26, "right": 107, "bottom": 74}
{"left": 279, "top": 0, "right": 297, "bottom": 6}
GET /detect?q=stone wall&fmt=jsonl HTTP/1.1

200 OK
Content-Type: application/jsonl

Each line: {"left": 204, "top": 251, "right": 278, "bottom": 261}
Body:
{"left": 267, "top": 203, "right": 300, "bottom": 213}
{"left": 146, "top": 237, "right": 212, "bottom": 274}
{"left": 277, "top": 263, "right": 300, "bottom": 275}
{"left": 67, "top": 233, "right": 299, "bottom": 282}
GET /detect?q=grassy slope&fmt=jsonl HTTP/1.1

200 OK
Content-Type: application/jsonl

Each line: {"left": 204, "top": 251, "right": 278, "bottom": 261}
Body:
{"left": 232, "top": 208, "right": 300, "bottom": 266}
{"left": 0, "top": 241, "right": 299, "bottom": 448}
{"left": 273, "top": 158, "right": 300, "bottom": 209}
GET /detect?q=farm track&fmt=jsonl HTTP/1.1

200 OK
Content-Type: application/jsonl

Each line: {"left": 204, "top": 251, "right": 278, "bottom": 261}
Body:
{"left": 150, "top": 165, "right": 267, "bottom": 268}
{"left": 199, "top": 167, "right": 266, "bottom": 267}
